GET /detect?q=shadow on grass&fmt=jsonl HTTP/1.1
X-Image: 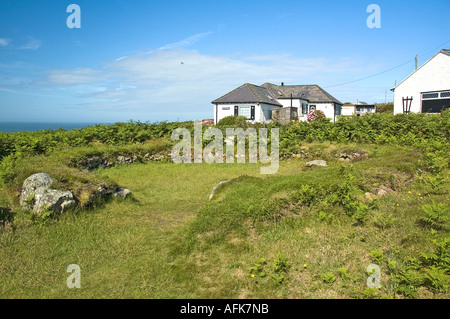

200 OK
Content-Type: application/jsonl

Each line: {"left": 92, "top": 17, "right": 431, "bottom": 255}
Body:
{"left": 0, "top": 207, "right": 14, "bottom": 226}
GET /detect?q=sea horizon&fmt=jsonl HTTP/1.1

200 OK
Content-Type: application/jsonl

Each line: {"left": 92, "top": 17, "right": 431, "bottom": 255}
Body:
{"left": 0, "top": 122, "right": 104, "bottom": 133}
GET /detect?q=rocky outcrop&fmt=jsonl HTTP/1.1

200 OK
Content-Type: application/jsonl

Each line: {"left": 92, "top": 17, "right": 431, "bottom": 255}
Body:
{"left": 33, "top": 189, "right": 77, "bottom": 214}
{"left": 77, "top": 152, "right": 170, "bottom": 170}
{"left": 305, "top": 160, "right": 328, "bottom": 167}
{"left": 337, "top": 149, "right": 368, "bottom": 162}
{"left": 19, "top": 173, "right": 77, "bottom": 215}
{"left": 86, "top": 186, "right": 133, "bottom": 205}
{"left": 20, "top": 173, "right": 132, "bottom": 216}
{"left": 19, "top": 173, "right": 53, "bottom": 209}
{"left": 364, "top": 185, "right": 394, "bottom": 201}
{"left": 113, "top": 188, "right": 133, "bottom": 199}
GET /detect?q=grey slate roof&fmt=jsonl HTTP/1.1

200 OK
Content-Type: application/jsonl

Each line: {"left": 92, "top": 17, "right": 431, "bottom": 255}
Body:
{"left": 211, "top": 83, "right": 282, "bottom": 106}
{"left": 261, "top": 82, "right": 343, "bottom": 104}
{"left": 440, "top": 49, "right": 450, "bottom": 56}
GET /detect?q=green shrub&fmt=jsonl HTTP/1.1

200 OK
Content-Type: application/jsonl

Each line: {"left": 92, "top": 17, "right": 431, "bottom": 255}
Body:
{"left": 321, "top": 272, "right": 336, "bottom": 284}
{"left": 216, "top": 116, "right": 249, "bottom": 127}
{"left": 272, "top": 252, "right": 289, "bottom": 274}
{"left": 420, "top": 202, "right": 449, "bottom": 229}
{"left": 420, "top": 238, "right": 450, "bottom": 268}
{"left": 291, "top": 184, "right": 322, "bottom": 207}
{"left": 351, "top": 202, "right": 370, "bottom": 224}
{"left": 423, "top": 266, "right": 449, "bottom": 292}
{"left": 249, "top": 258, "right": 267, "bottom": 278}
{"left": 369, "top": 249, "right": 384, "bottom": 264}
{"left": 373, "top": 213, "right": 395, "bottom": 229}
{"left": 338, "top": 267, "right": 350, "bottom": 280}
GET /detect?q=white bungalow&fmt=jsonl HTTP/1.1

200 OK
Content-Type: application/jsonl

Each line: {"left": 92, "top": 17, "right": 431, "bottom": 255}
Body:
{"left": 341, "top": 102, "right": 376, "bottom": 116}
{"left": 392, "top": 49, "right": 450, "bottom": 114}
{"left": 212, "top": 82, "right": 342, "bottom": 124}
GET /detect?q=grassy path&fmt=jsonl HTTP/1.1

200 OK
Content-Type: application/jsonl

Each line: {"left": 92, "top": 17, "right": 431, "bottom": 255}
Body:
{"left": 0, "top": 143, "right": 448, "bottom": 298}
{"left": 0, "top": 161, "right": 302, "bottom": 298}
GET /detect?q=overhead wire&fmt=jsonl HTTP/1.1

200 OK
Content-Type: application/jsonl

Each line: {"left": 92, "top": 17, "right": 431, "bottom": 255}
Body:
{"left": 324, "top": 40, "right": 450, "bottom": 89}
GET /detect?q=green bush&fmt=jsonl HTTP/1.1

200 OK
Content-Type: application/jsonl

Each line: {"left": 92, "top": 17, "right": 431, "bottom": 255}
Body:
{"left": 321, "top": 272, "right": 336, "bottom": 284}
{"left": 216, "top": 116, "right": 249, "bottom": 127}
{"left": 420, "top": 202, "right": 449, "bottom": 229}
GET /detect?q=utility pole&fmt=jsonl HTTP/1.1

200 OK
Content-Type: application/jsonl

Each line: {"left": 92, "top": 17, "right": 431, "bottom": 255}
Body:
{"left": 415, "top": 55, "right": 418, "bottom": 70}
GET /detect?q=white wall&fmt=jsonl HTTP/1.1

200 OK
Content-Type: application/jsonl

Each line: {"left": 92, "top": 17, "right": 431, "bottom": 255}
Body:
{"left": 278, "top": 98, "right": 301, "bottom": 108}
{"left": 214, "top": 99, "right": 338, "bottom": 124}
{"left": 393, "top": 52, "right": 450, "bottom": 114}
{"left": 313, "top": 103, "right": 335, "bottom": 120}
{"left": 214, "top": 103, "right": 280, "bottom": 124}
{"left": 214, "top": 103, "right": 235, "bottom": 124}
{"left": 341, "top": 105, "right": 355, "bottom": 116}
{"left": 259, "top": 103, "right": 280, "bottom": 123}
{"left": 298, "top": 103, "right": 340, "bottom": 122}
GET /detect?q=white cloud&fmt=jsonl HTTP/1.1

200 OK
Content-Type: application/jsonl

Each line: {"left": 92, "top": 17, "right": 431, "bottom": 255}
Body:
{"left": 27, "top": 46, "right": 388, "bottom": 121}
{"left": 0, "top": 38, "right": 10, "bottom": 47}
{"left": 20, "top": 37, "right": 41, "bottom": 50}
{"left": 40, "top": 68, "right": 110, "bottom": 85}
{"left": 149, "top": 31, "right": 213, "bottom": 53}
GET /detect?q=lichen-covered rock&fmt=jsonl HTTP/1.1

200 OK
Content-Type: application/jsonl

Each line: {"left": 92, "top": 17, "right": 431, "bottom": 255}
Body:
{"left": 305, "top": 160, "right": 328, "bottom": 167}
{"left": 33, "top": 189, "right": 77, "bottom": 214}
{"left": 113, "top": 188, "right": 132, "bottom": 199}
{"left": 20, "top": 173, "right": 77, "bottom": 215}
{"left": 19, "top": 173, "right": 54, "bottom": 209}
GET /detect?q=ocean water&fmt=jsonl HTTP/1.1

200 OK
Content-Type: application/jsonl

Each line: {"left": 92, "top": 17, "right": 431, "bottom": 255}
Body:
{"left": 0, "top": 122, "right": 100, "bottom": 133}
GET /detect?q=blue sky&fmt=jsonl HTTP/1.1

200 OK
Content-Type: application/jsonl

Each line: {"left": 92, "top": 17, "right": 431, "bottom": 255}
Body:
{"left": 0, "top": 0, "right": 449, "bottom": 123}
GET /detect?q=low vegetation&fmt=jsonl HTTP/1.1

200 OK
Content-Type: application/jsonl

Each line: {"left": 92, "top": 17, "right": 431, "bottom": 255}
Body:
{"left": 0, "top": 111, "right": 448, "bottom": 298}
{"left": 375, "top": 102, "right": 394, "bottom": 114}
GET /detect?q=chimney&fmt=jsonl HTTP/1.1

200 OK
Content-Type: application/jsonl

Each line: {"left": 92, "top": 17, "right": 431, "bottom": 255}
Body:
{"left": 281, "top": 82, "right": 284, "bottom": 86}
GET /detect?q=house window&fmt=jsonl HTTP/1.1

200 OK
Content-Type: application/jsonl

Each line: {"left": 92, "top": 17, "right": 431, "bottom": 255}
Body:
{"left": 239, "top": 105, "right": 250, "bottom": 118}
{"left": 422, "top": 93, "right": 439, "bottom": 99}
{"left": 440, "top": 92, "right": 450, "bottom": 98}
{"left": 309, "top": 105, "right": 316, "bottom": 111}
{"left": 356, "top": 106, "right": 361, "bottom": 112}
{"left": 301, "top": 103, "right": 308, "bottom": 115}
{"left": 236, "top": 105, "right": 255, "bottom": 120}
{"left": 334, "top": 104, "right": 341, "bottom": 116}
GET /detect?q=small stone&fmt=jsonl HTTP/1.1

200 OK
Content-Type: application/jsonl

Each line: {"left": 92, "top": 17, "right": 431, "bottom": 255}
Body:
{"left": 113, "top": 188, "right": 132, "bottom": 199}
{"left": 365, "top": 192, "right": 374, "bottom": 201}
{"left": 305, "top": 160, "right": 328, "bottom": 167}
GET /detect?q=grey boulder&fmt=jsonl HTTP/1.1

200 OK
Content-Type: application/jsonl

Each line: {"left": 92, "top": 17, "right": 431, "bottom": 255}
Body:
{"left": 20, "top": 173, "right": 77, "bottom": 216}
{"left": 19, "top": 173, "right": 54, "bottom": 209}
{"left": 113, "top": 188, "right": 132, "bottom": 199}
{"left": 33, "top": 189, "right": 77, "bottom": 214}
{"left": 305, "top": 160, "right": 328, "bottom": 167}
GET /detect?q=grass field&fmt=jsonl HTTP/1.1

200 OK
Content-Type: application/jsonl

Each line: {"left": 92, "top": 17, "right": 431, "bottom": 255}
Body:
{"left": 0, "top": 141, "right": 448, "bottom": 299}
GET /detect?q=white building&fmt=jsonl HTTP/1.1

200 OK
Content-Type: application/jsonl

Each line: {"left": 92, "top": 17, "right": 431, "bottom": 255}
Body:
{"left": 212, "top": 82, "right": 342, "bottom": 124}
{"left": 341, "top": 102, "right": 376, "bottom": 116}
{"left": 341, "top": 104, "right": 356, "bottom": 116}
{"left": 392, "top": 49, "right": 450, "bottom": 115}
